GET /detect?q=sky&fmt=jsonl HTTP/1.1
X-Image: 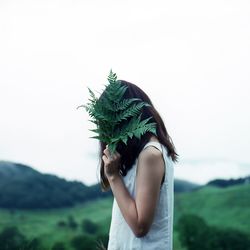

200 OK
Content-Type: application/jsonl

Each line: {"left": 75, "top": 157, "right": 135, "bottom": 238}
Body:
{"left": 0, "top": 0, "right": 249, "bottom": 186}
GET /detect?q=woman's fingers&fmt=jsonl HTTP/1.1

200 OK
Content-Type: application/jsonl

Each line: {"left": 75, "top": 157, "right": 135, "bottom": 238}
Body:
{"left": 102, "top": 146, "right": 121, "bottom": 178}
{"left": 102, "top": 154, "right": 108, "bottom": 161}
{"left": 102, "top": 155, "right": 109, "bottom": 166}
{"left": 103, "top": 148, "right": 112, "bottom": 159}
{"left": 103, "top": 145, "right": 121, "bottom": 160}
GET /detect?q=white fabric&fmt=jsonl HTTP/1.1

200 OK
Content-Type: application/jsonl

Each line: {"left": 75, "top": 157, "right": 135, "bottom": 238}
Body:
{"left": 107, "top": 141, "right": 174, "bottom": 250}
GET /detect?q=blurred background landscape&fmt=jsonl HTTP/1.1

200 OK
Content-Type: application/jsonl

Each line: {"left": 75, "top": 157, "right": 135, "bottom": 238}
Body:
{"left": 0, "top": 0, "right": 250, "bottom": 249}
{"left": 0, "top": 160, "right": 249, "bottom": 249}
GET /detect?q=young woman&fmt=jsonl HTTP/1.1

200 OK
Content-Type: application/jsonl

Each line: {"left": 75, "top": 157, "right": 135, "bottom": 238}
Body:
{"left": 99, "top": 80, "right": 179, "bottom": 250}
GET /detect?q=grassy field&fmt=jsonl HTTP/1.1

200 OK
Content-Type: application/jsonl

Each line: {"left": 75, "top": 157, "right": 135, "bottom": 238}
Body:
{"left": 0, "top": 197, "right": 113, "bottom": 249}
{"left": 0, "top": 183, "right": 249, "bottom": 249}
{"left": 174, "top": 183, "right": 250, "bottom": 234}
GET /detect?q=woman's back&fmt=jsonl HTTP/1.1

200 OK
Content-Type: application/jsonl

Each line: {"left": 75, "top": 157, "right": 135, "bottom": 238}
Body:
{"left": 107, "top": 141, "right": 174, "bottom": 250}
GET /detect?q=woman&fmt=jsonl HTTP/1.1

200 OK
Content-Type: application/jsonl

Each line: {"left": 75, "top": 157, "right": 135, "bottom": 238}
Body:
{"left": 99, "top": 80, "right": 179, "bottom": 250}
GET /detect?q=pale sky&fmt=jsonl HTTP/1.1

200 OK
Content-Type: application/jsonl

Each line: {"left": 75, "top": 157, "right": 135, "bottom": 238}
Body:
{"left": 0, "top": 0, "right": 249, "bottom": 186}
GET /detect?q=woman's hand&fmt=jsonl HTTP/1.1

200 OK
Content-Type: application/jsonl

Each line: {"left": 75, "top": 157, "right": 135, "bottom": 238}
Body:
{"left": 102, "top": 145, "right": 121, "bottom": 180}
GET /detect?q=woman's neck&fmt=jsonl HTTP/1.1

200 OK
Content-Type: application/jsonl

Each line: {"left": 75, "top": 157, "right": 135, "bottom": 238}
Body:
{"left": 149, "top": 135, "right": 159, "bottom": 143}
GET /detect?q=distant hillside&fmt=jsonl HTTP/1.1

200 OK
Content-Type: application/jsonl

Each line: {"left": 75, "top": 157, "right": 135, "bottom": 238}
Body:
{"left": 0, "top": 161, "right": 112, "bottom": 209}
{"left": 174, "top": 178, "right": 201, "bottom": 193}
{"left": 0, "top": 160, "right": 201, "bottom": 209}
{"left": 206, "top": 176, "right": 250, "bottom": 188}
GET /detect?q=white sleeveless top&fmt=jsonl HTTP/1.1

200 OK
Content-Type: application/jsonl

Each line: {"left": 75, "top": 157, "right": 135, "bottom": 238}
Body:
{"left": 107, "top": 141, "right": 174, "bottom": 250}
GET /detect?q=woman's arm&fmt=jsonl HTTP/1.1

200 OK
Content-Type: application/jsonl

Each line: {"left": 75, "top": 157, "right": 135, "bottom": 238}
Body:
{"left": 104, "top": 146, "right": 165, "bottom": 238}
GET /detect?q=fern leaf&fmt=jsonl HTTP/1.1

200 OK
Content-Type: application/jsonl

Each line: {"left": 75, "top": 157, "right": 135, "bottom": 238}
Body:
{"left": 114, "top": 98, "right": 142, "bottom": 111}
{"left": 79, "top": 70, "right": 157, "bottom": 153}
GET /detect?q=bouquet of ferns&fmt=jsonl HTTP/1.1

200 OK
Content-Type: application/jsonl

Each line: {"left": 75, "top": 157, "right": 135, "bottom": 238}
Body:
{"left": 77, "top": 70, "right": 157, "bottom": 156}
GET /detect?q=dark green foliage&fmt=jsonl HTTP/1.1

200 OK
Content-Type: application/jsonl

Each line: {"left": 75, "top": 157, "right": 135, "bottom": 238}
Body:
{"left": 68, "top": 215, "right": 78, "bottom": 230}
{"left": 177, "top": 214, "right": 209, "bottom": 250}
{"left": 70, "top": 234, "right": 96, "bottom": 250}
{"left": 211, "top": 227, "right": 250, "bottom": 250}
{"left": 0, "top": 226, "right": 42, "bottom": 250}
{"left": 176, "top": 213, "right": 250, "bottom": 250}
{"left": 51, "top": 241, "right": 66, "bottom": 250}
{"left": 82, "top": 219, "right": 99, "bottom": 234}
{"left": 20, "top": 237, "right": 43, "bottom": 250}
{"left": 78, "top": 69, "right": 157, "bottom": 155}
{"left": 0, "top": 226, "right": 26, "bottom": 250}
{"left": 57, "top": 220, "right": 67, "bottom": 228}
{"left": 95, "top": 233, "right": 109, "bottom": 250}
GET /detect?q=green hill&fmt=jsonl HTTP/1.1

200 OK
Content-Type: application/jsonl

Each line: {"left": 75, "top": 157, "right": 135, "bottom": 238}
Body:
{"left": 1, "top": 160, "right": 249, "bottom": 249}
{"left": 0, "top": 160, "right": 112, "bottom": 209}
{"left": 174, "top": 183, "right": 250, "bottom": 234}
{"left": 174, "top": 178, "right": 201, "bottom": 192}
{"left": 206, "top": 176, "right": 250, "bottom": 187}
{"left": 0, "top": 160, "right": 199, "bottom": 209}
{"left": 0, "top": 182, "right": 249, "bottom": 249}
{"left": 0, "top": 197, "right": 113, "bottom": 249}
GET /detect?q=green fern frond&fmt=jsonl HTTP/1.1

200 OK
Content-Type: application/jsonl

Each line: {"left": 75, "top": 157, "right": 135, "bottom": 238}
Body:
{"left": 114, "top": 98, "right": 142, "bottom": 111}
{"left": 112, "top": 114, "right": 157, "bottom": 145}
{"left": 78, "top": 69, "right": 157, "bottom": 156}
{"left": 113, "top": 101, "right": 150, "bottom": 122}
{"left": 107, "top": 69, "right": 117, "bottom": 84}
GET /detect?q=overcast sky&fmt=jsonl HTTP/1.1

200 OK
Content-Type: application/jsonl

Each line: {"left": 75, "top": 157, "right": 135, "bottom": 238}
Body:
{"left": 0, "top": 0, "right": 249, "bottom": 186}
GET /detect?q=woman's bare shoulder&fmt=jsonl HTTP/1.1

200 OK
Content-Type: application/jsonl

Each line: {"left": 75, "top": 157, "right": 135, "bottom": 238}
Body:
{"left": 139, "top": 136, "right": 162, "bottom": 162}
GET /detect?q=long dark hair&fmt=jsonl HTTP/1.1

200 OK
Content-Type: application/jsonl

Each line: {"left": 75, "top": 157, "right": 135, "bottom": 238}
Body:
{"left": 97, "top": 80, "right": 179, "bottom": 192}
